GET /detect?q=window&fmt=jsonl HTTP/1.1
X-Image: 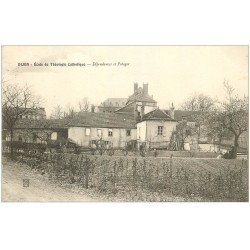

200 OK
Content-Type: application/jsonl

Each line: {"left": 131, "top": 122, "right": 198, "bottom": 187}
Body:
{"left": 97, "top": 129, "right": 102, "bottom": 137}
{"left": 85, "top": 128, "right": 90, "bottom": 136}
{"left": 126, "top": 130, "right": 131, "bottom": 136}
{"left": 18, "top": 135, "right": 22, "bottom": 142}
{"left": 108, "top": 129, "right": 113, "bottom": 137}
{"left": 158, "top": 126, "right": 163, "bottom": 135}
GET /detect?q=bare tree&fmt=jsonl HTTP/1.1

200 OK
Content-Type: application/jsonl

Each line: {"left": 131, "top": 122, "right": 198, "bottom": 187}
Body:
{"left": 2, "top": 83, "right": 40, "bottom": 159}
{"left": 64, "top": 104, "right": 76, "bottom": 118}
{"left": 78, "top": 97, "right": 90, "bottom": 112}
{"left": 175, "top": 120, "right": 197, "bottom": 150}
{"left": 223, "top": 79, "right": 234, "bottom": 103}
{"left": 205, "top": 111, "right": 230, "bottom": 151}
{"left": 181, "top": 93, "right": 215, "bottom": 112}
{"left": 50, "top": 105, "right": 64, "bottom": 119}
{"left": 181, "top": 93, "right": 216, "bottom": 142}
{"left": 220, "top": 88, "right": 248, "bottom": 158}
{"left": 209, "top": 81, "right": 248, "bottom": 158}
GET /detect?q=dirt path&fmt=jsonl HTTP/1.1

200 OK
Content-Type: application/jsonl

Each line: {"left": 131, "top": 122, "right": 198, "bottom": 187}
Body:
{"left": 2, "top": 160, "right": 95, "bottom": 202}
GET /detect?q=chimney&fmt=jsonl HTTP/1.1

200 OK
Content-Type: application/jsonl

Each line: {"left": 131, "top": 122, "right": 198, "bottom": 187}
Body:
{"left": 91, "top": 105, "right": 95, "bottom": 113}
{"left": 134, "top": 82, "right": 138, "bottom": 93}
{"left": 143, "top": 83, "right": 148, "bottom": 95}
{"left": 134, "top": 104, "right": 140, "bottom": 121}
{"left": 170, "top": 102, "right": 175, "bottom": 119}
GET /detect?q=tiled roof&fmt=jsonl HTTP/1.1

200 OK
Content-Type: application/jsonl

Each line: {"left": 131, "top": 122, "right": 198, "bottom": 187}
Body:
{"left": 141, "top": 109, "right": 176, "bottom": 122}
{"left": 126, "top": 89, "right": 156, "bottom": 104}
{"left": 8, "top": 119, "right": 69, "bottom": 130}
{"left": 164, "top": 110, "right": 202, "bottom": 122}
{"left": 6, "top": 112, "right": 137, "bottom": 130}
{"left": 68, "top": 112, "right": 136, "bottom": 129}
{"left": 115, "top": 102, "right": 135, "bottom": 114}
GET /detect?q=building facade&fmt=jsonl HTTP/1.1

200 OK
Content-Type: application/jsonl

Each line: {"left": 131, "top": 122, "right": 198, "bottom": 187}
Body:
{"left": 136, "top": 109, "right": 178, "bottom": 149}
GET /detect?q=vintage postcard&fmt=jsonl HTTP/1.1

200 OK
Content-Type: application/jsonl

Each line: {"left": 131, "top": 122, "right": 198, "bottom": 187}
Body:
{"left": 1, "top": 46, "right": 248, "bottom": 202}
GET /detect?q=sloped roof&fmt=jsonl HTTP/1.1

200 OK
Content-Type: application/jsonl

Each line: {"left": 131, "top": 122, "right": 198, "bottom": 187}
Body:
{"left": 115, "top": 102, "right": 135, "bottom": 114}
{"left": 68, "top": 112, "right": 136, "bottom": 129}
{"left": 5, "top": 118, "right": 69, "bottom": 130}
{"left": 126, "top": 88, "right": 156, "bottom": 104}
{"left": 164, "top": 110, "right": 202, "bottom": 122}
{"left": 140, "top": 109, "right": 176, "bottom": 122}
{"left": 4, "top": 112, "right": 137, "bottom": 130}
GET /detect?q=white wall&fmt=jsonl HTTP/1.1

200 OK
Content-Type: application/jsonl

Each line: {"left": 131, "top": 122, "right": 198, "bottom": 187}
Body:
{"left": 136, "top": 121, "right": 147, "bottom": 141}
{"left": 146, "top": 120, "right": 177, "bottom": 142}
{"left": 68, "top": 127, "right": 137, "bottom": 147}
{"left": 137, "top": 120, "right": 177, "bottom": 148}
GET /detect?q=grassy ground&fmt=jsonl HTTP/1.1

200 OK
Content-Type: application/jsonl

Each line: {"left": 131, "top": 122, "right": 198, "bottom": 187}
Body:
{"left": 2, "top": 154, "right": 248, "bottom": 202}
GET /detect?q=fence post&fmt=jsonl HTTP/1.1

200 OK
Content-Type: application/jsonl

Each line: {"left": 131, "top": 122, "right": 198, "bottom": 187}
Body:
{"left": 132, "top": 158, "right": 137, "bottom": 188}
{"left": 169, "top": 154, "right": 173, "bottom": 195}
{"left": 184, "top": 169, "right": 189, "bottom": 197}
{"left": 113, "top": 161, "right": 117, "bottom": 191}
{"left": 143, "top": 159, "right": 147, "bottom": 189}
{"left": 85, "top": 156, "right": 90, "bottom": 189}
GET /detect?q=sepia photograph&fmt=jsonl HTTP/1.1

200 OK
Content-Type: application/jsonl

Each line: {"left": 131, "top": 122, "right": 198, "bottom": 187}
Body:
{"left": 1, "top": 45, "right": 248, "bottom": 202}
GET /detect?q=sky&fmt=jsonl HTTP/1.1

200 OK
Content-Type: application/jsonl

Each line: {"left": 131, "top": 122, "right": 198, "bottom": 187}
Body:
{"left": 2, "top": 46, "right": 248, "bottom": 116}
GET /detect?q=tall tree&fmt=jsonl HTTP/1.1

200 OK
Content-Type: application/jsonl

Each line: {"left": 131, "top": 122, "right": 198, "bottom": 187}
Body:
{"left": 78, "top": 97, "right": 90, "bottom": 112}
{"left": 209, "top": 81, "right": 248, "bottom": 158}
{"left": 220, "top": 82, "right": 248, "bottom": 157}
{"left": 2, "top": 83, "right": 40, "bottom": 159}
{"left": 181, "top": 93, "right": 215, "bottom": 112}
{"left": 64, "top": 104, "right": 76, "bottom": 118}
{"left": 175, "top": 120, "right": 198, "bottom": 150}
{"left": 50, "top": 105, "right": 64, "bottom": 119}
{"left": 181, "top": 93, "right": 216, "bottom": 142}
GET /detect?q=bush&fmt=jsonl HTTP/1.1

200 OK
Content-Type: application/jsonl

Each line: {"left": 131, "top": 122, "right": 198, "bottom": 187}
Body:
{"left": 15, "top": 152, "right": 248, "bottom": 201}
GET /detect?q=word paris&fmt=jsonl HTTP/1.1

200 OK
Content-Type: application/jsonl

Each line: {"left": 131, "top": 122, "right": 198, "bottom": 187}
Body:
{"left": 18, "top": 62, "right": 130, "bottom": 67}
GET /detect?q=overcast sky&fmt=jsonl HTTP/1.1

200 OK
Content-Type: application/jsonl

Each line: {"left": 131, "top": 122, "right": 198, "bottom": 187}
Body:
{"left": 2, "top": 46, "right": 248, "bottom": 116}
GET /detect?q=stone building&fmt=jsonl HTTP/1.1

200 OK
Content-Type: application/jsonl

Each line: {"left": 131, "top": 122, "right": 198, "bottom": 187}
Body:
{"left": 136, "top": 108, "right": 177, "bottom": 149}
{"left": 5, "top": 83, "right": 246, "bottom": 152}
{"left": 115, "top": 83, "right": 157, "bottom": 120}
{"left": 67, "top": 112, "right": 137, "bottom": 147}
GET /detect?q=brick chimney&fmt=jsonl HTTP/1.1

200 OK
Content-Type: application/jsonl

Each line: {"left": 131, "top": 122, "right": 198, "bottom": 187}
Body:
{"left": 134, "top": 82, "right": 138, "bottom": 93}
{"left": 143, "top": 83, "right": 148, "bottom": 95}
{"left": 170, "top": 102, "right": 175, "bottom": 119}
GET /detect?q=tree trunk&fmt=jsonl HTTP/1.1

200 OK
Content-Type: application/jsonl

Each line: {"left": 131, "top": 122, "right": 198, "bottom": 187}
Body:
{"left": 232, "top": 134, "right": 239, "bottom": 159}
